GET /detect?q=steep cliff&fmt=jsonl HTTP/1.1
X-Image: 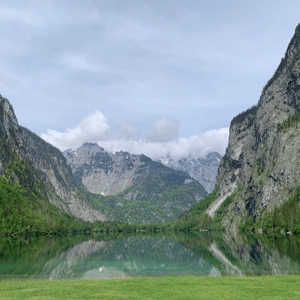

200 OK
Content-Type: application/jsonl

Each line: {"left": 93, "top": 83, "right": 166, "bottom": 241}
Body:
{"left": 158, "top": 152, "right": 221, "bottom": 193}
{"left": 21, "top": 128, "right": 107, "bottom": 222}
{"left": 0, "top": 95, "right": 28, "bottom": 174}
{"left": 0, "top": 95, "right": 106, "bottom": 223}
{"left": 64, "top": 143, "right": 208, "bottom": 224}
{"left": 178, "top": 24, "right": 300, "bottom": 233}
{"left": 64, "top": 143, "right": 152, "bottom": 196}
{"left": 210, "top": 24, "right": 300, "bottom": 231}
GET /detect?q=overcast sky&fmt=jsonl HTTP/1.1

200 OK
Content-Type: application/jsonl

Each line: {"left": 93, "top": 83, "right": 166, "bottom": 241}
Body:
{"left": 0, "top": 0, "right": 299, "bottom": 159}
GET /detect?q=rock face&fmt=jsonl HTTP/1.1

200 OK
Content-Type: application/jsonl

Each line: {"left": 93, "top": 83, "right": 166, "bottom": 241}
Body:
{"left": 0, "top": 94, "right": 106, "bottom": 222}
{"left": 0, "top": 96, "right": 28, "bottom": 174}
{"left": 158, "top": 152, "right": 222, "bottom": 193}
{"left": 63, "top": 143, "right": 207, "bottom": 197}
{"left": 64, "top": 143, "right": 149, "bottom": 195}
{"left": 21, "top": 128, "right": 107, "bottom": 222}
{"left": 207, "top": 24, "right": 300, "bottom": 231}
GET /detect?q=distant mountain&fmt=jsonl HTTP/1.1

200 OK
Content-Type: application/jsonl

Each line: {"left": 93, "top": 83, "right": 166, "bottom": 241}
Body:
{"left": 63, "top": 143, "right": 208, "bottom": 224}
{"left": 157, "top": 152, "right": 222, "bottom": 193}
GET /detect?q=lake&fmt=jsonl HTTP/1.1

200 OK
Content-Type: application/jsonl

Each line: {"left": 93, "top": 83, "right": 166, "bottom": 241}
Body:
{"left": 0, "top": 232, "right": 300, "bottom": 280}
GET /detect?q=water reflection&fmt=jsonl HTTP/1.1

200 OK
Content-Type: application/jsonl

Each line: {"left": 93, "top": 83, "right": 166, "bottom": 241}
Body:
{"left": 179, "top": 232, "right": 300, "bottom": 276}
{"left": 0, "top": 232, "right": 300, "bottom": 280}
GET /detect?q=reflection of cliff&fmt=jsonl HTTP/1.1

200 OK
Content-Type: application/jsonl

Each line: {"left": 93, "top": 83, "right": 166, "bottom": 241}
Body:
{"left": 42, "top": 240, "right": 108, "bottom": 280}
{"left": 208, "top": 243, "right": 243, "bottom": 276}
{"left": 220, "top": 233, "right": 300, "bottom": 276}
{"left": 178, "top": 232, "right": 300, "bottom": 276}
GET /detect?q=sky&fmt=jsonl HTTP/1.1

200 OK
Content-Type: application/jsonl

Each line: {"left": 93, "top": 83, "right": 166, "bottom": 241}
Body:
{"left": 0, "top": 0, "right": 300, "bottom": 160}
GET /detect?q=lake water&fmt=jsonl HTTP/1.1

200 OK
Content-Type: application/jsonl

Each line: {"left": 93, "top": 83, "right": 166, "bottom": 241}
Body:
{"left": 0, "top": 232, "right": 300, "bottom": 280}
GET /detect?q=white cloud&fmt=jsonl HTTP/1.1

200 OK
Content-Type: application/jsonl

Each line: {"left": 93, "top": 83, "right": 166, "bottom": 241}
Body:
{"left": 145, "top": 118, "right": 179, "bottom": 142}
{"left": 41, "top": 110, "right": 229, "bottom": 159}
{"left": 116, "top": 121, "right": 141, "bottom": 140}
{"left": 99, "top": 128, "right": 229, "bottom": 160}
{"left": 41, "top": 110, "right": 111, "bottom": 150}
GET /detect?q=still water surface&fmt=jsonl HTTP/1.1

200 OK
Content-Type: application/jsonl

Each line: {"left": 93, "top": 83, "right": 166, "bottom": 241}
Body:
{"left": 0, "top": 232, "right": 300, "bottom": 280}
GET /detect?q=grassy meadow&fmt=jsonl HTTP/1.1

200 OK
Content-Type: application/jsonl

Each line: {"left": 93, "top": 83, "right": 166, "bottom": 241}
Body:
{"left": 0, "top": 275, "right": 299, "bottom": 299}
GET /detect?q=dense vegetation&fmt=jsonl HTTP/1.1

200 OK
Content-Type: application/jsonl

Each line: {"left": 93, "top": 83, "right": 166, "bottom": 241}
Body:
{"left": 230, "top": 105, "right": 257, "bottom": 128}
{"left": 0, "top": 174, "right": 86, "bottom": 236}
{"left": 252, "top": 187, "right": 300, "bottom": 234}
{"left": 277, "top": 112, "right": 300, "bottom": 132}
{"left": 173, "top": 187, "right": 223, "bottom": 231}
{"left": 80, "top": 180, "right": 206, "bottom": 224}
{"left": 236, "top": 186, "right": 300, "bottom": 234}
{"left": 0, "top": 142, "right": 130, "bottom": 236}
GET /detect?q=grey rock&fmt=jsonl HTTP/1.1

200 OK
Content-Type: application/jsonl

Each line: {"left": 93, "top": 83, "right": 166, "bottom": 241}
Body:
{"left": 63, "top": 143, "right": 207, "bottom": 197}
{"left": 157, "top": 152, "right": 222, "bottom": 193}
{"left": 64, "top": 143, "right": 142, "bottom": 195}
{"left": 0, "top": 95, "right": 28, "bottom": 175}
{"left": 21, "top": 128, "right": 107, "bottom": 222}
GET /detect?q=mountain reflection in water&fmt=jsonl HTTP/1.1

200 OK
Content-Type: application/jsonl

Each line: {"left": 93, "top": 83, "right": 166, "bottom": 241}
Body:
{"left": 0, "top": 232, "right": 299, "bottom": 280}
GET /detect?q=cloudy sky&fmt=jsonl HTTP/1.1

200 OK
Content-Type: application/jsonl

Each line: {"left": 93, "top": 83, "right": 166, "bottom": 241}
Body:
{"left": 0, "top": 0, "right": 300, "bottom": 159}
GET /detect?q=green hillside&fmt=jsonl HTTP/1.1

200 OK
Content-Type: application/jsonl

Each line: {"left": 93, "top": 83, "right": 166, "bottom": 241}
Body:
{"left": 79, "top": 179, "right": 206, "bottom": 224}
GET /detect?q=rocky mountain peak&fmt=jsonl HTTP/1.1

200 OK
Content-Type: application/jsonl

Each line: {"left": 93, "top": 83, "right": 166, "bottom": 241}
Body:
{"left": 261, "top": 23, "right": 300, "bottom": 100}
{"left": 285, "top": 23, "right": 300, "bottom": 60}
{"left": 0, "top": 95, "right": 18, "bottom": 127}
{"left": 157, "top": 152, "right": 222, "bottom": 193}
{"left": 81, "top": 142, "right": 104, "bottom": 151}
{"left": 0, "top": 94, "right": 26, "bottom": 157}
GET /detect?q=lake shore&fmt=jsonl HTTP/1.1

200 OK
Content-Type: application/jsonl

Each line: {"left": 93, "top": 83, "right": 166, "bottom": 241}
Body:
{"left": 1, "top": 275, "right": 300, "bottom": 299}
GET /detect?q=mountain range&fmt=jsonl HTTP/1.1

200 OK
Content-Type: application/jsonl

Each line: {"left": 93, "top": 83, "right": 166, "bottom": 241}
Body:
{"left": 63, "top": 143, "right": 208, "bottom": 224}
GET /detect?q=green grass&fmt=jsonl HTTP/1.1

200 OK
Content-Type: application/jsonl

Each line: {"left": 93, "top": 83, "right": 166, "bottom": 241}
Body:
{"left": 1, "top": 276, "right": 300, "bottom": 299}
